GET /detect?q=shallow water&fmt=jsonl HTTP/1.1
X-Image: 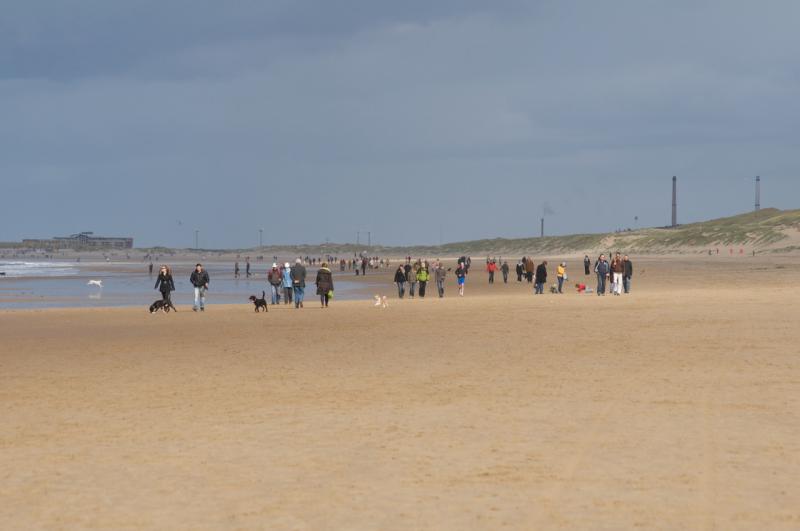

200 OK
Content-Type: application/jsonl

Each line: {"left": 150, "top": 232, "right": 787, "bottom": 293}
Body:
{"left": 0, "top": 262, "right": 378, "bottom": 309}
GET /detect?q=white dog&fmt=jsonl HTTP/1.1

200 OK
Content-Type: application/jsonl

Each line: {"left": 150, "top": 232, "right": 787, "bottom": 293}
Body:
{"left": 373, "top": 295, "right": 389, "bottom": 308}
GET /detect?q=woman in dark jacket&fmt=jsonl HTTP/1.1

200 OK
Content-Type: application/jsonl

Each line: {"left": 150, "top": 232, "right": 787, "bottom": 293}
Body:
{"left": 535, "top": 261, "right": 548, "bottom": 295}
{"left": 315, "top": 263, "right": 334, "bottom": 308}
{"left": 393, "top": 265, "right": 406, "bottom": 299}
{"left": 154, "top": 265, "right": 177, "bottom": 311}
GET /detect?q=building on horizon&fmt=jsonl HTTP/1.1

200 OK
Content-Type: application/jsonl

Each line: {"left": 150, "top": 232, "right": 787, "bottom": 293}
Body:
{"left": 22, "top": 231, "right": 133, "bottom": 250}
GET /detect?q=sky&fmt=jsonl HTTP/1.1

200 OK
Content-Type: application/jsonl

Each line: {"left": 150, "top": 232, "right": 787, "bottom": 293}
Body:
{"left": 2, "top": 0, "right": 799, "bottom": 248}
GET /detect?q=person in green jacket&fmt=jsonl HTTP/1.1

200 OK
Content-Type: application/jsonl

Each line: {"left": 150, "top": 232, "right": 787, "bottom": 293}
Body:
{"left": 416, "top": 261, "right": 431, "bottom": 298}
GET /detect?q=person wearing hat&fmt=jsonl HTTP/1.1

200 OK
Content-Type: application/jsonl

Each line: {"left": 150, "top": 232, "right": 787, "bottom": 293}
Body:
{"left": 290, "top": 258, "right": 307, "bottom": 308}
{"left": 281, "top": 262, "right": 293, "bottom": 305}
{"left": 315, "top": 262, "right": 334, "bottom": 308}
{"left": 267, "top": 263, "right": 282, "bottom": 304}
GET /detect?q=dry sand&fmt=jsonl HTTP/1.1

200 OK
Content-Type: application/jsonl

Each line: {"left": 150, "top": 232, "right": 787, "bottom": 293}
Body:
{"left": 1, "top": 256, "right": 798, "bottom": 529}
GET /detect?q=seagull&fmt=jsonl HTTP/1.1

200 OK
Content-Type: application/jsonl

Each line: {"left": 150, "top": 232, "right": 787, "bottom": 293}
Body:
{"left": 87, "top": 280, "right": 103, "bottom": 288}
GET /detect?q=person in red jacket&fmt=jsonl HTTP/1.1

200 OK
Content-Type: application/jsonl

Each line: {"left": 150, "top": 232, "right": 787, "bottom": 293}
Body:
{"left": 486, "top": 260, "right": 497, "bottom": 284}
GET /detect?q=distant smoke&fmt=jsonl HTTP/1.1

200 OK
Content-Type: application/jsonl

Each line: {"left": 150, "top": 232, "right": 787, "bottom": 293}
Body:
{"left": 542, "top": 202, "right": 556, "bottom": 216}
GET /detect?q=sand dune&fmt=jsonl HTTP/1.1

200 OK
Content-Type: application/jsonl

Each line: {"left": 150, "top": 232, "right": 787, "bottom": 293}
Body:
{"left": 1, "top": 256, "right": 798, "bottom": 529}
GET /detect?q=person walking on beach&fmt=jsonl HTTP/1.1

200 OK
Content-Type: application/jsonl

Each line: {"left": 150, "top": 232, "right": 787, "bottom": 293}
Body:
{"left": 584, "top": 255, "right": 591, "bottom": 275}
{"left": 282, "top": 262, "right": 294, "bottom": 305}
{"left": 246, "top": 257, "right": 251, "bottom": 278}
{"left": 290, "top": 258, "right": 307, "bottom": 308}
{"left": 190, "top": 263, "right": 209, "bottom": 311}
{"left": 315, "top": 262, "right": 334, "bottom": 308}
{"left": 525, "top": 257, "right": 535, "bottom": 283}
{"left": 594, "top": 254, "right": 609, "bottom": 296}
{"left": 417, "top": 262, "right": 430, "bottom": 298}
{"left": 501, "top": 261, "right": 509, "bottom": 284}
{"left": 234, "top": 261, "right": 240, "bottom": 279}
{"left": 516, "top": 261, "right": 523, "bottom": 282}
{"left": 535, "top": 260, "right": 548, "bottom": 294}
{"left": 267, "top": 263, "right": 282, "bottom": 304}
{"left": 434, "top": 262, "right": 447, "bottom": 297}
{"left": 394, "top": 265, "right": 406, "bottom": 299}
{"left": 556, "top": 262, "right": 566, "bottom": 293}
{"left": 611, "top": 253, "right": 625, "bottom": 296}
{"left": 623, "top": 255, "right": 633, "bottom": 294}
{"left": 455, "top": 262, "right": 467, "bottom": 296}
{"left": 486, "top": 260, "right": 497, "bottom": 284}
{"left": 148, "top": 262, "right": 154, "bottom": 276}
{"left": 154, "top": 265, "right": 177, "bottom": 311}
{"left": 406, "top": 262, "right": 418, "bottom": 299}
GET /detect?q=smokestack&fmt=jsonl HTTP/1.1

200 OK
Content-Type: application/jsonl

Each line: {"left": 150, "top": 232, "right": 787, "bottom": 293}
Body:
{"left": 671, "top": 176, "right": 677, "bottom": 228}
{"left": 540, "top": 217, "right": 544, "bottom": 238}
{"left": 755, "top": 176, "right": 761, "bottom": 212}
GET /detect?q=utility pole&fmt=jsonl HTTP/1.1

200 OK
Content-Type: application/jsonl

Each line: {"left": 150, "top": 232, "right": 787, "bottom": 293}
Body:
{"left": 367, "top": 232, "right": 371, "bottom": 247}
{"left": 540, "top": 218, "right": 544, "bottom": 238}
{"left": 259, "top": 229, "right": 263, "bottom": 248}
{"left": 755, "top": 176, "right": 761, "bottom": 212}
{"left": 357, "top": 231, "right": 360, "bottom": 245}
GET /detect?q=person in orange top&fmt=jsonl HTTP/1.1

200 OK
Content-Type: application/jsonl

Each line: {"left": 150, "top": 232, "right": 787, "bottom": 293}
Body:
{"left": 486, "top": 260, "right": 497, "bottom": 284}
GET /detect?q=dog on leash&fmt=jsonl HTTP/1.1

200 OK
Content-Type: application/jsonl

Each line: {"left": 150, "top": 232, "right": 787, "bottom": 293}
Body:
{"left": 373, "top": 295, "right": 389, "bottom": 308}
{"left": 149, "top": 299, "right": 172, "bottom": 313}
{"left": 249, "top": 291, "right": 269, "bottom": 312}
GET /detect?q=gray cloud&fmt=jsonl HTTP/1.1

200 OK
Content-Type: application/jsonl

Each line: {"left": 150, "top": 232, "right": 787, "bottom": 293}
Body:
{"left": 1, "top": 1, "right": 798, "bottom": 247}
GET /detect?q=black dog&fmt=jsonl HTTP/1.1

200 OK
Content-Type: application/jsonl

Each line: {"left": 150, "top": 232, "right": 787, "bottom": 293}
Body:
{"left": 149, "top": 299, "right": 172, "bottom": 314}
{"left": 249, "top": 291, "right": 268, "bottom": 312}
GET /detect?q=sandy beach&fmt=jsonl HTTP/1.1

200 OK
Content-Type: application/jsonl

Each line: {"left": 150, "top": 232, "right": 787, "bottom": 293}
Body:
{"left": 1, "top": 255, "right": 798, "bottom": 529}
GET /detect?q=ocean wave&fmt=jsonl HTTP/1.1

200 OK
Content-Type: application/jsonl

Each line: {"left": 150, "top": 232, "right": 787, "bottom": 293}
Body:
{"left": 0, "top": 262, "right": 80, "bottom": 278}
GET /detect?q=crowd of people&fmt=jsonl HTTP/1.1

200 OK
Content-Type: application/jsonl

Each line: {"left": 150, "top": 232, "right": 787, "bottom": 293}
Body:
{"left": 149, "top": 252, "right": 634, "bottom": 312}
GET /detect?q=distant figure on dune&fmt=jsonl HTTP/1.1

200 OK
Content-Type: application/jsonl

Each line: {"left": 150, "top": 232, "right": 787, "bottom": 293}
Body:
{"left": 394, "top": 265, "right": 406, "bottom": 299}
{"left": 315, "top": 263, "right": 334, "bottom": 308}
{"left": 154, "top": 265, "right": 177, "bottom": 312}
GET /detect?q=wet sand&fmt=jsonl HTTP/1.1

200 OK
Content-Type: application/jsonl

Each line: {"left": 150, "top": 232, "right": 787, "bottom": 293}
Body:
{"left": 1, "top": 256, "right": 798, "bottom": 529}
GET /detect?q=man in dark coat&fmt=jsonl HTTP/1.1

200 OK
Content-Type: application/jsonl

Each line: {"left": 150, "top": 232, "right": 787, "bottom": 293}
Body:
{"left": 535, "top": 261, "right": 548, "bottom": 294}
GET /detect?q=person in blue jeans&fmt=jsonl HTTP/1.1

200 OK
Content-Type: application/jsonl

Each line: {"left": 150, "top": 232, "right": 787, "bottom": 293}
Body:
{"left": 290, "top": 259, "right": 307, "bottom": 308}
{"left": 281, "top": 262, "right": 293, "bottom": 305}
{"left": 535, "top": 261, "right": 548, "bottom": 294}
{"left": 594, "top": 254, "right": 609, "bottom": 296}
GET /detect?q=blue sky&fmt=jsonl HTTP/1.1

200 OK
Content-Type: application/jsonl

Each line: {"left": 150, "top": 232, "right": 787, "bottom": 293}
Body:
{"left": 2, "top": 1, "right": 798, "bottom": 248}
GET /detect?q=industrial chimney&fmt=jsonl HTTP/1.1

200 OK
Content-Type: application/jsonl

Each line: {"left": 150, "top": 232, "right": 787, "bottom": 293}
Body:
{"left": 755, "top": 176, "right": 761, "bottom": 212}
{"left": 671, "top": 176, "right": 677, "bottom": 228}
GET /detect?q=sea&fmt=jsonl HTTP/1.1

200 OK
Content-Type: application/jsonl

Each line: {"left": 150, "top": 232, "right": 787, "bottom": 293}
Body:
{"left": 0, "top": 261, "right": 376, "bottom": 310}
